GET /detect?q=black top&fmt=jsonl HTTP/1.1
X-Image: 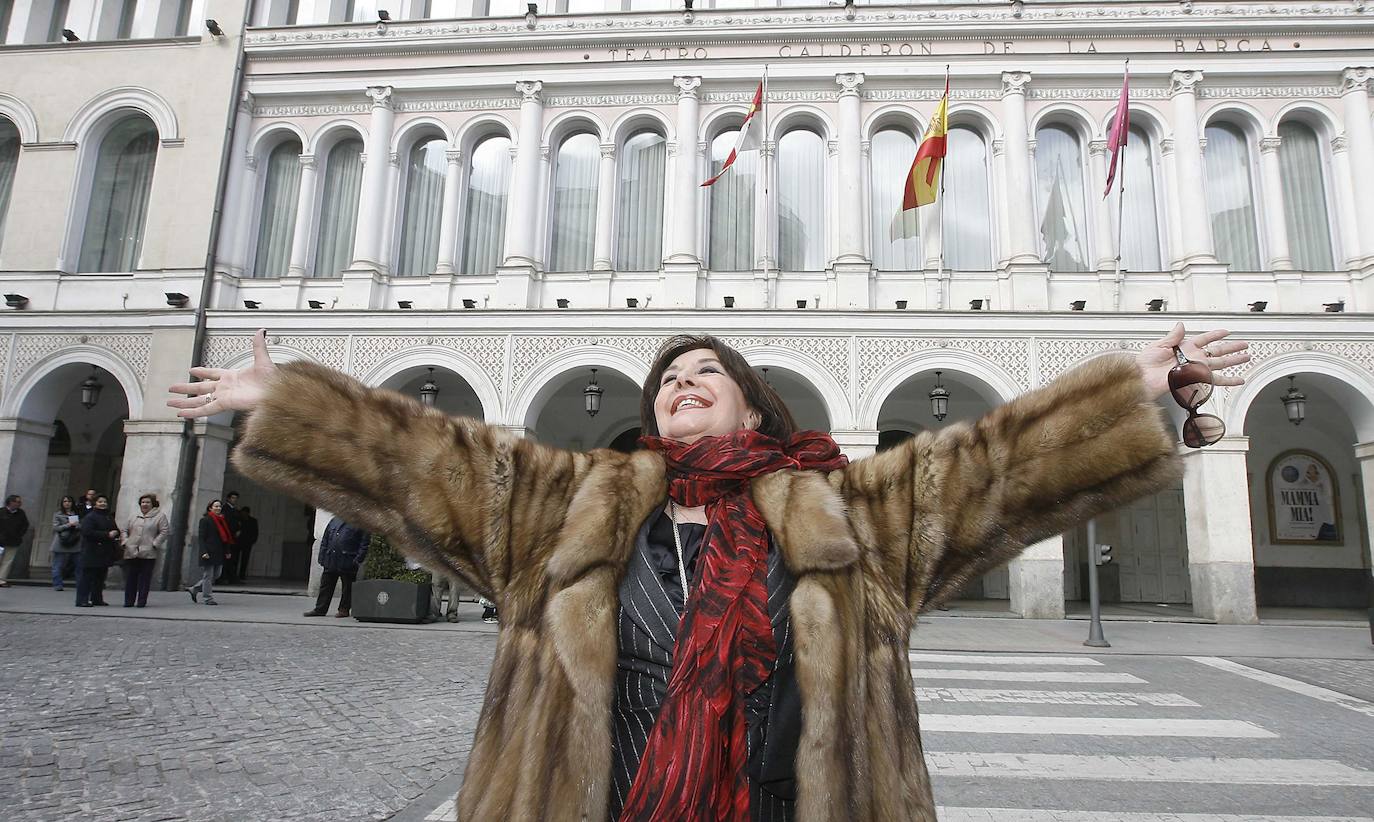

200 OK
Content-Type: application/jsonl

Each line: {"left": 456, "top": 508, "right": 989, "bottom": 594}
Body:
{"left": 608, "top": 509, "right": 799, "bottom": 822}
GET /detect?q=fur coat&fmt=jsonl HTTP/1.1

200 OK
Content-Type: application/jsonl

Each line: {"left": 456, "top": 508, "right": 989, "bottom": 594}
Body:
{"left": 233, "top": 352, "right": 1182, "bottom": 821}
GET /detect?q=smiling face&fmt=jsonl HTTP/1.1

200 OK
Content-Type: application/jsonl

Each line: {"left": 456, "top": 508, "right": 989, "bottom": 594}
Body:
{"left": 94, "top": 496, "right": 108, "bottom": 510}
{"left": 652, "top": 348, "right": 760, "bottom": 445}
{"left": 209, "top": 500, "right": 222, "bottom": 515}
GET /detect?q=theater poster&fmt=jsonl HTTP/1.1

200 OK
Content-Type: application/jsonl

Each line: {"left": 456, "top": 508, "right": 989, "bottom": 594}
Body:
{"left": 1266, "top": 450, "right": 1342, "bottom": 545}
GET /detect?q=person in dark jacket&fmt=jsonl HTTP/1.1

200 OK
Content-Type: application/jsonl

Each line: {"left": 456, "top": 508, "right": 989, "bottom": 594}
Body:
{"left": 303, "top": 516, "right": 368, "bottom": 618}
{"left": 220, "top": 492, "right": 244, "bottom": 582}
{"left": 0, "top": 494, "right": 31, "bottom": 587}
{"left": 75, "top": 495, "right": 119, "bottom": 607}
{"left": 75, "top": 489, "right": 98, "bottom": 519}
{"left": 187, "top": 500, "right": 234, "bottom": 606}
{"left": 232, "top": 505, "right": 259, "bottom": 583}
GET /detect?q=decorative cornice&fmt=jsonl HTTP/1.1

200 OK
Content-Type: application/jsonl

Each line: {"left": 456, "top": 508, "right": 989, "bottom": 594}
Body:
{"left": 1160, "top": 137, "right": 1176, "bottom": 155}
{"left": 398, "top": 97, "right": 521, "bottom": 112}
{"left": 445, "top": 148, "right": 463, "bottom": 164}
{"left": 1259, "top": 136, "right": 1283, "bottom": 154}
{"left": 599, "top": 142, "right": 616, "bottom": 159}
{"left": 1331, "top": 135, "right": 1350, "bottom": 152}
{"left": 546, "top": 93, "right": 674, "bottom": 108}
{"left": 254, "top": 103, "right": 369, "bottom": 117}
{"left": 1198, "top": 85, "right": 1342, "bottom": 99}
{"left": 1088, "top": 139, "right": 1110, "bottom": 156}
{"left": 298, "top": 153, "right": 316, "bottom": 169}
{"left": 244, "top": 154, "right": 259, "bottom": 170}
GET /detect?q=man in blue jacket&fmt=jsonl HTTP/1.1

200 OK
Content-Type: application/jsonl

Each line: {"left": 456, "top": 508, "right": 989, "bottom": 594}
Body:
{"left": 303, "top": 516, "right": 369, "bottom": 618}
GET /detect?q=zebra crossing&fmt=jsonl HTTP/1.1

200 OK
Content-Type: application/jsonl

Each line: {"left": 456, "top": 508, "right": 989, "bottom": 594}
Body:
{"left": 915, "top": 650, "right": 1374, "bottom": 821}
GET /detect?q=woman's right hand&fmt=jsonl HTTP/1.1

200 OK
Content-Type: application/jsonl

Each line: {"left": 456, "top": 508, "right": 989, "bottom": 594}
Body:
{"left": 168, "top": 329, "right": 276, "bottom": 419}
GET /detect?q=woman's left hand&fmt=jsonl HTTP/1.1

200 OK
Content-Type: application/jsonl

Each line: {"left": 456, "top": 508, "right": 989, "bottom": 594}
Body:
{"left": 1137, "top": 322, "right": 1251, "bottom": 401}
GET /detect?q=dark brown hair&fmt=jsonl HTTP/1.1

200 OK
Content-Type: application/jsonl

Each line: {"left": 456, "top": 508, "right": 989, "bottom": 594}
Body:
{"left": 639, "top": 335, "right": 797, "bottom": 441}
{"left": 139, "top": 493, "right": 159, "bottom": 507}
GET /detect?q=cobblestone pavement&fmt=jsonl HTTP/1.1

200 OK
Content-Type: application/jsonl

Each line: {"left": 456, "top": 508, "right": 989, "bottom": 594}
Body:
{"left": 1226, "top": 657, "right": 1374, "bottom": 703}
{"left": 0, "top": 613, "right": 494, "bottom": 822}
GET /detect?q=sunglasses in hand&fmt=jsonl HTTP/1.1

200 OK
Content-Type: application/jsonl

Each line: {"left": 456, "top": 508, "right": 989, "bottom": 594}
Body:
{"left": 1168, "top": 346, "right": 1226, "bottom": 448}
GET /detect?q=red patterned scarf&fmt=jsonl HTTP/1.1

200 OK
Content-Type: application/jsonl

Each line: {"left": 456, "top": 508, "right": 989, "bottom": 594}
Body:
{"left": 622, "top": 429, "right": 848, "bottom": 821}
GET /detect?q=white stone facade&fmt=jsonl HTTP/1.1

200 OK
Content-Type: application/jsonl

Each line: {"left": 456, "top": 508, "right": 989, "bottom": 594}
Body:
{"left": 1, "top": 0, "right": 1372, "bottom": 621}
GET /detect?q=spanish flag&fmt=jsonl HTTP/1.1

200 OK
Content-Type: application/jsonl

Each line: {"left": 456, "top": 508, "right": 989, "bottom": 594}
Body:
{"left": 890, "top": 77, "right": 950, "bottom": 240}
{"left": 701, "top": 80, "right": 764, "bottom": 187}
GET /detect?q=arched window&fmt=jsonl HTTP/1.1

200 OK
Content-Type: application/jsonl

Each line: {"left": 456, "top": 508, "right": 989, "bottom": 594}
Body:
{"left": 1203, "top": 122, "right": 1261, "bottom": 271}
{"left": 1278, "top": 121, "right": 1336, "bottom": 271}
{"left": 311, "top": 137, "right": 362, "bottom": 278}
{"left": 78, "top": 114, "right": 158, "bottom": 273}
{"left": 548, "top": 131, "right": 599, "bottom": 272}
{"left": 943, "top": 125, "right": 992, "bottom": 270}
{"left": 870, "top": 127, "right": 921, "bottom": 270}
{"left": 1119, "top": 125, "right": 1164, "bottom": 271}
{"left": 252, "top": 139, "right": 302, "bottom": 278}
{"left": 1034, "top": 124, "right": 1089, "bottom": 272}
{"left": 461, "top": 135, "right": 511, "bottom": 276}
{"left": 707, "top": 128, "right": 755, "bottom": 271}
{"left": 777, "top": 128, "right": 825, "bottom": 271}
{"left": 396, "top": 137, "right": 446, "bottom": 277}
{"left": 614, "top": 130, "right": 666, "bottom": 271}
{"left": 0, "top": 119, "right": 18, "bottom": 255}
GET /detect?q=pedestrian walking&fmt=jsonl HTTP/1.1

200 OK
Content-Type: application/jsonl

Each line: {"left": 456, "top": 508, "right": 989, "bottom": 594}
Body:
{"left": 220, "top": 492, "right": 243, "bottom": 582}
{"left": 76, "top": 496, "right": 118, "bottom": 607}
{"left": 232, "top": 505, "right": 259, "bottom": 583}
{"left": 172, "top": 324, "right": 1249, "bottom": 820}
{"left": 49, "top": 495, "right": 82, "bottom": 591}
{"left": 0, "top": 494, "right": 30, "bottom": 587}
{"left": 187, "top": 500, "right": 233, "bottom": 606}
{"left": 121, "top": 493, "right": 168, "bottom": 608}
{"left": 303, "top": 516, "right": 368, "bottom": 618}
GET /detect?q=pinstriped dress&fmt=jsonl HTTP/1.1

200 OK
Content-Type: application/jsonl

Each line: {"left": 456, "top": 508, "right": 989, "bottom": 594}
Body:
{"left": 609, "top": 509, "right": 798, "bottom": 822}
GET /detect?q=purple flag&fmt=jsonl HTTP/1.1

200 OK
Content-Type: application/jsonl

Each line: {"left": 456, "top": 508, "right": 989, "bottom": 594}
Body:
{"left": 1104, "top": 64, "right": 1130, "bottom": 198}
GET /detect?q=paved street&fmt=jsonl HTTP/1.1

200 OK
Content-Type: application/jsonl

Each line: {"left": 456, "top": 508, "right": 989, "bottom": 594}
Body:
{"left": 1, "top": 587, "right": 1372, "bottom": 821}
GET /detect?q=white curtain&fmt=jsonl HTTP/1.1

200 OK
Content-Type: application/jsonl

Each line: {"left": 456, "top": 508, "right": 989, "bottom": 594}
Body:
{"left": 707, "top": 129, "right": 755, "bottom": 271}
{"left": 943, "top": 125, "right": 993, "bottom": 271}
{"left": 251, "top": 140, "right": 302, "bottom": 278}
{"left": 397, "top": 138, "right": 446, "bottom": 277}
{"left": 778, "top": 129, "right": 825, "bottom": 271}
{"left": 1116, "top": 125, "right": 1164, "bottom": 271}
{"left": 312, "top": 138, "right": 362, "bottom": 278}
{"left": 461, "top": 135, "right": 511, "bottom": 276}
{"left": 1278, "top": 122, "right": 1336, "bottom": 271}
{"left": 1203, "top": 123, "right": 1261, "bottom": 271}
{"left": 1034, "top": 124, "right": 1089, "bottom": 272}
{"left": 549, "top": 132, "right": 599, "bottom": 272}
{"left": 78, "top": 115, "right": 159, "bottom": 273}
{"left": 615, "top": 130, "right": 666, "bottom": 271}
{"left": 870, "top": 128, "right": 921, "bottom": 271}
{"left": 0, "top": 120, "right": 18, "bottom": 256}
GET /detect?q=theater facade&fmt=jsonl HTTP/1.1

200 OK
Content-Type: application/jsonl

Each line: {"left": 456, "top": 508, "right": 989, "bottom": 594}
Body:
{"left": 1, "top": 0, "right": 1372, "bottom": 622}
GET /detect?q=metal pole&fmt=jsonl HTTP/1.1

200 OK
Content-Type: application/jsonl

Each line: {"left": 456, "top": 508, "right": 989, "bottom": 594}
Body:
{"left": 1084, "top": 518, "right": 1111, "bottom": 648}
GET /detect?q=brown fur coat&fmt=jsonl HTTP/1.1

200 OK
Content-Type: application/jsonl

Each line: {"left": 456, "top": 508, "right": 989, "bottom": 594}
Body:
{"left": 233, "top": 352, "right": 1181, "bottom": 821}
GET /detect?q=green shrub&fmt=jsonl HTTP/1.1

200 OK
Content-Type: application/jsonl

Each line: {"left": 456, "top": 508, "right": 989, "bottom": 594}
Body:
{"left": 362, "top": 533, "right": 432, "bottom": 584}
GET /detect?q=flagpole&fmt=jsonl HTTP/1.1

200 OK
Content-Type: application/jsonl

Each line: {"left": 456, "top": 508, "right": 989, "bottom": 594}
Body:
{"left": 937, "top": 64, "right": 949, "bottom": 310}
{"left": 1112, "top": 59, "right": 1128, "bottom": 311}
{"left": 762, "top": 65, "right": 773, "bottom": 308}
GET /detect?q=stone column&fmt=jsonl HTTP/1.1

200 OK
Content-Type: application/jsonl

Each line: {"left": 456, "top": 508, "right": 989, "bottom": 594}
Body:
{"left": 592, "top": 143, "right": 617, "bottom": 271}
{"left": 1330, "top": 136, "right": 1362, "bottom": 270}
{"left": 434, "top": 148, "right": 464, "bottom": 275}
{"left": 119, "top": 420, "right": 187, "bottom": 585}
{"left": 1181, "top": 437, "right": 1258, "bottom": 624}
{"left": 0, "top": 418, "right": 55, "bottom": 576}
{"left": 286, "top": 154, "right": 318, "bottom": 278}
{"left": 1170, "top": 70, "right": 1228, "bottom": 309}
{"left": 180, "top": 419, "right": 234, "bottom": 586}
{"left": 1356, "top": 443, "right": 1374, "bottom": 576}
{"left": 1159, "top": 138, "right": 1185, "bottom": 269}
{"left": 496, "top": 80, "right": 545, "bottom": 308}
{"left": 666, "top": 76, "right": 703, "bottom": 265}
{"left": 216, "top": 93, "right": 256, "bottom": 280}
{"left": 1341, "top": 68, "right": 1374, "bottom": 268}
{"left": 833, "top": 73, "right": 871, "bottom": 309}
{"left": 1000, "top": 72, "right": 1040, "bottom": 267}
{"left": 830, "top": 430, "right": 879, "bottom": 462}
{"left": 349, "top": 86, "right": 397, "bottom": 271}
{"left": 1257, "top": 136, "right": 1294, "bottom": 271}
{"left": 1088, "top": 140, "right": 1119, "bottom": 310}
{"left": 1009, "top": 535, "right": 1066, "bottom": 619}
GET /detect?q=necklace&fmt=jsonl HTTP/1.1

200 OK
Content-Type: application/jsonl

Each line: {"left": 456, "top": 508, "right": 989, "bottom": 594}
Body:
{"left": 667, "top": 500, "right": 690, "bottom": 612}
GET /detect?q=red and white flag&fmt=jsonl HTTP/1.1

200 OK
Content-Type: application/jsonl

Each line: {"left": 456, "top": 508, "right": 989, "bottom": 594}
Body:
{"left": 1103, "top": 62, "right": 1130, "bottom": 198}
{"left": 701, "top": 80, "right": 764, "bottom": 187}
